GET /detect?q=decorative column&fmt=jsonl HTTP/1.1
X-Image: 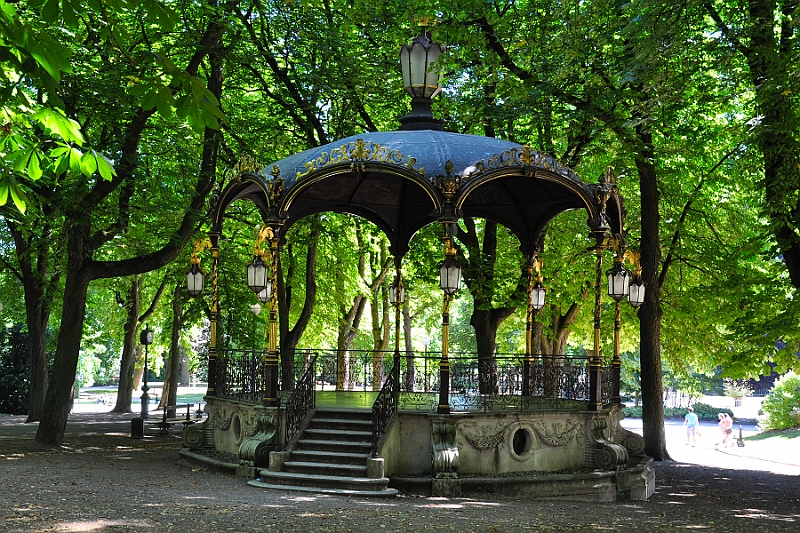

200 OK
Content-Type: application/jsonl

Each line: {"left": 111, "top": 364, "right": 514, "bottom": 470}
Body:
{"left": 437, "top": 223, "right": 462, "bottom": 415}
{"left": 523, "top": 255, "right": 545, "bottom": 396}
{"left": 389, "top": 266, "right": 405, "bottom": 401}
{"left": 208, "top": 233, "right": 220, "bottom": 397}
{"left": 265, "top": 229, "right": 280, "bottom": 407}
{"left": 438, "top": 293, "right": 453, "bottom": 414}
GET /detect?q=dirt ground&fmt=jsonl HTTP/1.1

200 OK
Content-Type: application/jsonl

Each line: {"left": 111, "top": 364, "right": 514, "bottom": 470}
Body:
{"left": 0, "top": 412, "right": 798, "bottom": 533}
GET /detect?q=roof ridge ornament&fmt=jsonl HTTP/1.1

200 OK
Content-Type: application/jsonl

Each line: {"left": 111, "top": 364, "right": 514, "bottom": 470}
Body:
{"left": 436, "top": 160, "right": 462, "bottom": 201}
{"left": 268, "top": 165, "right": 284, "bottom": 205}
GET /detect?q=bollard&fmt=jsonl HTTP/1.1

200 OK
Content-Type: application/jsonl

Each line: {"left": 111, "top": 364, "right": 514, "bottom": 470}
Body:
{"left": 737, "top": 425, "right": 745, "bottom": 447}
{"left": 131, "top": 417, "right": 144, "bottom": 439}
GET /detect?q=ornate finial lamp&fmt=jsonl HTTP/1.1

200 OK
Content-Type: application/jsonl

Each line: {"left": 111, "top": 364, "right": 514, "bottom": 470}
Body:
{"left": 399, "top": 19, "right": 444, "bottom": 130}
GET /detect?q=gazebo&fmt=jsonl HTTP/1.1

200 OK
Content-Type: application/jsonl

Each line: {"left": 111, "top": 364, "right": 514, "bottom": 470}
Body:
{"left": 180, "top": 26, "right": 654, "bottom": 501}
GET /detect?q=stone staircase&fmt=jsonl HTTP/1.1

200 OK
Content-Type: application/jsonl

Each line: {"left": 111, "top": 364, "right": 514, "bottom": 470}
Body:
{"left": 248, "top": 408, "right": 398, "bottom": 497}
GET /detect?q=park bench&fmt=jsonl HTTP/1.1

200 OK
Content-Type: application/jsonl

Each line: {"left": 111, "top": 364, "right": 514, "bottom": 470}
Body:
{"left": 154, "top": 403, "right": 204, "bottom": 435}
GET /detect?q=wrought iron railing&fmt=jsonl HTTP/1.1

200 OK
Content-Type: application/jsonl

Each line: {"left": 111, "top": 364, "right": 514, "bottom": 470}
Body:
{"left": 215, "top": 349, "right": 267, "bottom": 403}
{"left": 284, "top": 354, "right": 317, "bottom": 448}
{"left": 601, "top": 364, "right": 615, "bottom": 403}
{"left": 371, "top": 358, "right": 400, "bottom": 456}
{"left": 215, "top": 349, "right": 616, "bottom": 413}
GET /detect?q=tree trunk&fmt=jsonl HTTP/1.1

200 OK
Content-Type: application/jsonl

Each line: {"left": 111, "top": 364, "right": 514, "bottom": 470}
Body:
{"left": 636, "top": 125, "right": 671, "bottom": 461}
{"left": 35, "top": 225, "right": 92, "bottom": 446}
{"left": 112, "top": 277, "right": 141, "bottom": 413}
{"left": 8, "top": 219, "right": 56, "bottom": 423}
{"left": 279, "top": 227, "right": 320, "bottom": 389}
{"left": 370, "top": 241, "right": 391, "bottom": 390}
{"left": 457, "top": 218, "right": 521, "bottom": 394}
{"left": 162, "top": 284, "right": 183, "bottom": 417}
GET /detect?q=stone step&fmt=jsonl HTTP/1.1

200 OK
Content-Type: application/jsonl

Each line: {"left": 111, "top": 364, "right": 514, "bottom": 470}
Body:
{"left": 302, "top": 428, "right": 372, "bottom": 442}
{"left": 291, "top": 449, "right": 369, "bottom": 465}
{"left": 283, "top": 460, "right": 367, "bottom": 477}
{"left": 314, "top": 409, "right": 372, "bottom": 423}
{"left": 309, "top": 417, "right": 372, "bottom": 431}
{"left": 294, "top": 439, "right": 373, "bottom": 454}
{"left": 249, "top": 474, "right": 397, "bottom": 497}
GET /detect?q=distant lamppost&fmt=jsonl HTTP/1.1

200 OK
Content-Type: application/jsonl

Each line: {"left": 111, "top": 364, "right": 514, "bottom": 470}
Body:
{"left": 140, "top": 324, "right": 154, "bottom": 419}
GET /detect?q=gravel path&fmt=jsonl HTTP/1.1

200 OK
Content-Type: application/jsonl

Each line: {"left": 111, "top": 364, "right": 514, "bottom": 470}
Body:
{"left": 1, "top": 413, "right": 798, "bottom": 532}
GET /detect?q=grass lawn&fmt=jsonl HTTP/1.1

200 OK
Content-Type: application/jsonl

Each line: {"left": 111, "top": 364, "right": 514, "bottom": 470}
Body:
{"left": 742, "top": 427, "right": 800, "bottom": 465}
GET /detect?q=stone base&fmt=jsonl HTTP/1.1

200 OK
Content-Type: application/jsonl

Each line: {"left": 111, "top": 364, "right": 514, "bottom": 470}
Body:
{"left": 432, "top": 477, "right": 461, "bottom": 497}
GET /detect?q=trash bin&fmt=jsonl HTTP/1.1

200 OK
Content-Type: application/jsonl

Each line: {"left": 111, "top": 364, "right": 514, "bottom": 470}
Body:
{"left": 131, "top": 417, "right": 144, "bottom": 439}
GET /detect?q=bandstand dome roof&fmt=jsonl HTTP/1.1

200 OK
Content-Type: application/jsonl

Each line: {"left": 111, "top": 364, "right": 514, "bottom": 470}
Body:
{"left": 213, "top": 129, "right": 624, "bottom": 258}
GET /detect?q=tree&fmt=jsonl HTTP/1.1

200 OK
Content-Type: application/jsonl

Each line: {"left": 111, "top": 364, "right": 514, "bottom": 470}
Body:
{"left": 31, "top": 3, "right": 226, "bottom": 445}
{"left": 110, "top": 275, "right": 166, "bottom": 413}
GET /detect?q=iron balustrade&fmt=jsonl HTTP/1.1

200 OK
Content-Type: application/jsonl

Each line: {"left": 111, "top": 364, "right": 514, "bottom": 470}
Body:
{"left": 287, "top": 350, "right": 612, "bottom": 411}
{"left": 215, "top": 349, "right": 616, "bottom": 412}
{"left": 284, "top": 354, "right": 317, "bottom": 448}
{"left": 215, "top": 349, "right": 268, "bottom": 403}
{"left": 371, "top": 359, "right": 400, "bottom": 456}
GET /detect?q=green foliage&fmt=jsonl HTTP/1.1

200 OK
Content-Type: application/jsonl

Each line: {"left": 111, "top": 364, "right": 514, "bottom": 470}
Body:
{"left": 758, "top": 372, "right": 800, "bottom": 431}
{"left": 723, "top": 379, "right": 752, "bottom": 399}
{"left": 0, "top": 324, "right": 30, "bottom": 415}
{"left": 622, "top": 402, "right": 733, "bottom": 422}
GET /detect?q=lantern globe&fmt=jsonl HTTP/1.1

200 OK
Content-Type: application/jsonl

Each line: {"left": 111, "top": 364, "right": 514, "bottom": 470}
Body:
{"left": 606, "top": 262, "right": 630, "bottom": 301}
{"left": 257, "top": 281, "right": 272, "bottom": 304}
{"left": 247, "top": 255, "right": 269, "bottom": 293}
{"left": 439, "top": 255, "right": 462, "bottom": 295}
{"left": 627, "top": 277, "right": 646, "bottom": 308}
{"left": 531, "top": 281, "right": 547, "bottom": 311}
{"left": 400, "top": 30, "right": 444, "bottom": 99}
{"left": 390, "top": 283, "right": 406, "bottom": 305}
{"left": 187, "top": 263, "right": 205, "bottom": 297}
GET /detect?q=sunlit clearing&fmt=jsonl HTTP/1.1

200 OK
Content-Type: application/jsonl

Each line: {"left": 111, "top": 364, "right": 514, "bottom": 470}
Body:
{"left": 734, "top": 512, "right": 796, "bottom": 522}
{"left": 418, "top": 503, "right": 464, "bottom": 509}
{"left": 287, "top": 496, "right": 320, "bottom": 502}
{"left": 59, "top": 519, "right": 134, "bottom": 531}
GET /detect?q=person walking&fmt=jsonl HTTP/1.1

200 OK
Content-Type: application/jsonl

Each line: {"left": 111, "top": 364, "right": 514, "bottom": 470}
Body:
{"left": 684, "top": 406, "right": 699, "bottom": 446}
{"left": 723, "top": 413, "right": 734, "bottom": 447}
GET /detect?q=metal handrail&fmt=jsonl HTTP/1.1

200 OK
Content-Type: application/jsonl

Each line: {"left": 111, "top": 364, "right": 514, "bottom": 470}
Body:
{"left": 371, "top": 359, "right": 400, "bottom": 457}
{"left": 284, "top": 354, "right": 317, "bottom": 449}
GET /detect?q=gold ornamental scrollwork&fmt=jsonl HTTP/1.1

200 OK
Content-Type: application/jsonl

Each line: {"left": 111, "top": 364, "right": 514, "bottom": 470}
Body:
{"left": 296, "top": 139, "right": 426, "bottom": 179}
{"left": 436, "top": 160, "right": 461, "bottom": 200}
{"left": 465, "top": 145, "right": 579, "bottom": 181}
{"left": 234, "top": 154, "right": 262, "bottom": 176}
{"left": 268, "top": 165, "right": 284, "bottom": 205}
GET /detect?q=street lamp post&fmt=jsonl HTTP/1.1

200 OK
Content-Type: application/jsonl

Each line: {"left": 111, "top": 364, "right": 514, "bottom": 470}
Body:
{"left": 140, "top": 324, "right": 154, "bottom": 419}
